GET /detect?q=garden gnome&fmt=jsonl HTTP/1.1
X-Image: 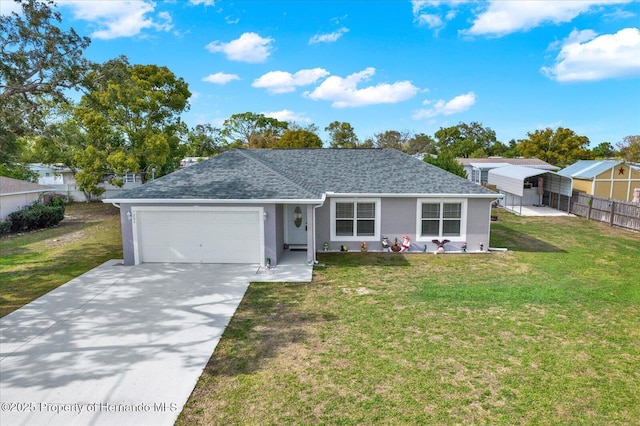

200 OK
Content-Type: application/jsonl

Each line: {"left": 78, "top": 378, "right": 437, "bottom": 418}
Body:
{"left": 400, "top": 235, "right": 410, "bottom": 252}
{"left": 382, "top": 236, "right": 389, "bottom": 252}
{"left": 361, "top": 241, "right": 367, "bottom": 252}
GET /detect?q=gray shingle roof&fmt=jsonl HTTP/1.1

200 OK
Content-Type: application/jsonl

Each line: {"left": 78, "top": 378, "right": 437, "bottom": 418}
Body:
{"left": 0, "top": 176, "right": 53, "bottom": 195}
{"left": 108, "top": 148, "right": 497, "bottom": 201}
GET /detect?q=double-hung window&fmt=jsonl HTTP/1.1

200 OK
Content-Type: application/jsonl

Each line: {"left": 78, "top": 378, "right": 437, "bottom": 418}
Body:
{"left": 331, "top": 199, "right": 380, "bottom": 241}
{"left": 416, "top": 199, "right": 466, "bottom": 240}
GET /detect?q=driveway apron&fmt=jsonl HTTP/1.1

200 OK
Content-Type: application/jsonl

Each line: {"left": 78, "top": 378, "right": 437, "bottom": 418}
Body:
{"left": 0, "top": 260, "right": 254, "bottom": 426}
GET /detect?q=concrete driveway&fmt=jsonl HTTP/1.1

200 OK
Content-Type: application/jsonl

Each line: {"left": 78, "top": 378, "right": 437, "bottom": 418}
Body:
{"left": 0, "top": 260, "right": 310, "bottom": 426}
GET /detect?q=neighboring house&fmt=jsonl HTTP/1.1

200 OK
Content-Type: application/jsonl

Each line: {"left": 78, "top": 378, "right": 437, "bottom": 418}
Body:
{"left": 104, "top": 149, "right": 501, "bottom": 267}
{"left": 488, "top": 165, "right": 573, "bottom": 215}
{"left": 557, "top": 160, "right": 640, "bottom": 203}
{"left": 180, "top": 157, "right": 209, "bottom": 168}
{"left": 0, "top": 177, "right": 53, "bottom": 220}
{"left": 457, "top": 158, "right": 559, "bottom": 185}
{"left": 29, "top": 163, "right": 142, "bottom": 202}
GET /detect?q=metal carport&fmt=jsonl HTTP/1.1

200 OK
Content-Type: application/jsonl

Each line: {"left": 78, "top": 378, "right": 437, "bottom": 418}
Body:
{"left": 488, "top": 165, "right": 573, "bottom": 215}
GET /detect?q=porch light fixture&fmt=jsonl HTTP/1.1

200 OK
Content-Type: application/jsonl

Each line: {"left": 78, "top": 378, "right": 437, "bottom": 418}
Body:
{"left": 127, "top": 212, "right": 132, "bottom": 221}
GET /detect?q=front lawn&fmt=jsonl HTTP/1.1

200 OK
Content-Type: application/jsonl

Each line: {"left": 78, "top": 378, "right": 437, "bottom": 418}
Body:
{"left": 178, "top": 210, "right": 640, "bottom": 425}
{"left": 0, "top": 202, "right": 122, "bottom": 317}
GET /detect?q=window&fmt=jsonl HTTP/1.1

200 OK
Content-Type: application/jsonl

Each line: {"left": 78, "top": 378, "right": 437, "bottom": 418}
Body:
{"left": 417, "top": 199, "right": 466, "bottom": 240}
{"left": 331, "top": 199, "right": 380, "bottom": 241}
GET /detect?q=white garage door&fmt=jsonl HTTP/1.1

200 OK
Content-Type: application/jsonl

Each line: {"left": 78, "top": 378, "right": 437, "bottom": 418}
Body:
{"left": 133, "top": 208, "right": 263, "bottom": 264}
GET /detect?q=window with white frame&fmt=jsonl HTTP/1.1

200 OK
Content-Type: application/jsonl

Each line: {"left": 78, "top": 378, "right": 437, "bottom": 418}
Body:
{"left": 331, "top": 199, "right": 380, "bottom": 240}
{"left": 417, "top": 199, "right": 466, "bottom": 240}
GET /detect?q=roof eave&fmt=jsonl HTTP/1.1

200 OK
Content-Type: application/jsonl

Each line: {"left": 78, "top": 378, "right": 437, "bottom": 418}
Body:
{"left": 325, "top": 192, "right": 503, "bottom": 199}
{"left": 1, "top": 189, "right": 52, "bottom": 196}
{"left": 102, "top": 197, "right": 326, "bottom": 204}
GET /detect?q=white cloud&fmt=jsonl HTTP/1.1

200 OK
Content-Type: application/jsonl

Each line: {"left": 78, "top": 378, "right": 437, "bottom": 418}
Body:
{"left": 413, "top": 92, "right": 476, "bottom": 119}
{"left": 253, "top": 68, "right": 330, "bottom": 94}
{"left": 309, "top": 27, "right": 349, "bottom": 44}
{"left": 0, "top": 0, "right": 22, "bottom": 15}
{"left": 416, "top": 13, "right": 443, "bottom": 29}
{"left": 189, "top": 0, "right": 215, "bottom": 6}
{"left": 466, "top": 1, "right": 632, "bottom": 37}
{"left": 263, "top": 109, "right": 312, "bottom": 123}
{"left": 542, "top": 28, "right": 640, "bottom": 82}
{"left": 411, "top": 0, "right": 466, "bottom": 32}
{"left": 305, "top": 67, "right": 419, "bottom": 108}
{"left": 60, "top": 0, "right": 172, "bottom": 39}
{"left": 205, "top": 32, "right": 274, "bottom": 63}
{"left": 202, "top": 72, "right": 240, "bottom": 84}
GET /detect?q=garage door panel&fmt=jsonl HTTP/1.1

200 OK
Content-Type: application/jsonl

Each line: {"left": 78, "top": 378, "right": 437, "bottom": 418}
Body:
{"left": 135, "top": 209, "right": 262, "bottom": 264}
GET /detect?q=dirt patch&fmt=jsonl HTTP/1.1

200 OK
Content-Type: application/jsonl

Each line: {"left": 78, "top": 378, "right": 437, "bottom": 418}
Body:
{"left": 63, "top": 202, "right": 120, "bottom": 223}
{"left": 44, "top": 229, "right": 87, "bottom": 247}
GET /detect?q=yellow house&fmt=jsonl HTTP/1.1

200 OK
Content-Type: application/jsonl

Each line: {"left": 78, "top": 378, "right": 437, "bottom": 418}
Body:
{"left": 558, "top": 160, "right": 640, "bottom": 202}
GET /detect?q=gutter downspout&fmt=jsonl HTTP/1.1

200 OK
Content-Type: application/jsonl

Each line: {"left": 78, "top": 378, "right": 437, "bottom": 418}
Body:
{"left": 312, "top": 193, "right": 327, "bottom": 264}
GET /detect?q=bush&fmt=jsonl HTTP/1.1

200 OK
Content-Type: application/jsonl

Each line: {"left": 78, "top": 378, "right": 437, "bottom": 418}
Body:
{"left": 8, "top": 204, "right": 65, "bottom": 232}
{"left": 43, "top": 193, "right": 68, "bottom": 209}
{"left": 0, "top": 219, "right": 12, "bottom": 235}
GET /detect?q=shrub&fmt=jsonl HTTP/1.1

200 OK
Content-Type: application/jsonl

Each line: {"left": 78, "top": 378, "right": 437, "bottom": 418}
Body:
{"left": 43, "top": 193, "right": 68, "bottom": 209}
{"left": 0, "top": 219, "right": 12, "bottom": 235}
{"left": 8, "top": 204, "right": 65, "bottom": 232}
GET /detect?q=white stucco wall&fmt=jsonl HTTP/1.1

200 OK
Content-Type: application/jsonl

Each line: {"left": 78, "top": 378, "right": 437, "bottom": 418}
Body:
{"left": 0, "top": 193, "right": 42, "bottom": 220}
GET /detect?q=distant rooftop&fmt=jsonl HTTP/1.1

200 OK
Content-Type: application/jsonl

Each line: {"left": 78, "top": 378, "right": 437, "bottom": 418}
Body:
{"left": 457, "top": 157, "right": 559, "bottom": 170}
{"left": 557, "top": 160, "right": 623, "bottom": 179}
{"left": 0, "top": 176, "right": 53, "bottom": 195}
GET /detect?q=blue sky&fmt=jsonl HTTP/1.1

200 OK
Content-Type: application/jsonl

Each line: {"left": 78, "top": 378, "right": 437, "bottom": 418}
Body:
{"left": 2, "top": 0, "right": 640, "bottom": 147}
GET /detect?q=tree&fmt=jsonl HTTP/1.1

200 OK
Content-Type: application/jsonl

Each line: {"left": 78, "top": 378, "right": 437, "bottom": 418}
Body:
{"left": 29, "top": 57, "right": 191, "bottom": 197}
{"left": 591, "top": 142, "right": 615, "bottom": 159}
{"left": 275, "top": 129, "right": 322, "bottom": 148}
{"left": 325, "top": 121, "right": 359, "bottom": 148}
{"left": 616, "top": 135, "right": 640, "bottom": 162}
{"left": 517, "top": 127, "right": 593, "bottom": 168}
{"left": 75, "top": 57, "right": 191, "bottom": 183}
{"left": 221, "top": 112, "right": 288, "bottom": 148}
{"left": 1, "top": 0, "right": 91, "bottom": 176}
{"left": 434, "top": 122, "right": 497, "bottom": 158}
{"left": 405, "top": 133, "right": 436, "bottom": 155}
{"left": 424, "top": 150, "right": 467, "bottom": 179}
{"left": 488, "top": 139, "right": 520, "bottom": 158}
{"left": 374, "top": 130, "right": 410, "bottom": 151}
{"left": 186, "top": 124, "right": 226, "bottom": 157}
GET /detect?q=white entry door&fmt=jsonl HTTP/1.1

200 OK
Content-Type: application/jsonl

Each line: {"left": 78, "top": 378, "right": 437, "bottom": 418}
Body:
{"left": 286, "top": 205, "right": 307, "bottom": 246}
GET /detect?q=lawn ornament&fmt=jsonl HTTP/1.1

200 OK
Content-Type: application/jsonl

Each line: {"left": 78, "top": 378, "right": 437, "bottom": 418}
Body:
{"left": 382, "top": 236, "right": 390, "bottom": 252}
{"left": 432, "top": 239, "right": 450, "bottom": 254}
{"left": 323, "top": 242, "right": 329, "bottom": 251}
{"left": 361, "top": 241, "right": 367, "bottom": 252}
{"left": 391, "top": 238, "right": 402, "bottom": 252}
{"left": 400, "top": 235, "right": 410, "bottom": 252}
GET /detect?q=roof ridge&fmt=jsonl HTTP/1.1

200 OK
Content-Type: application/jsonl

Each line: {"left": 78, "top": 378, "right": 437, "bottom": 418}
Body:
{"left": 236, "top": 149, "right": 320, "bottom": 199}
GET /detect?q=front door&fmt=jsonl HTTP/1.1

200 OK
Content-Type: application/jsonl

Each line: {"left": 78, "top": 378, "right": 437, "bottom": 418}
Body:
{"left": 286, "top": 205, "right": 307, "bottom": 246}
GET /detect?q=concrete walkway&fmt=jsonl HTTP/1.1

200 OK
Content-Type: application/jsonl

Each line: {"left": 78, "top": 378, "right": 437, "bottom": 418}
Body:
{"left": 0, "top": 259, "right": 312, "bottom": 426}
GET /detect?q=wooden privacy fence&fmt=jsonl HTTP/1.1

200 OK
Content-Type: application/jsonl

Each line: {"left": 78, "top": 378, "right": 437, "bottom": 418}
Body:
{"left": 571, "top": 192, "right": 640, "bottom": 231}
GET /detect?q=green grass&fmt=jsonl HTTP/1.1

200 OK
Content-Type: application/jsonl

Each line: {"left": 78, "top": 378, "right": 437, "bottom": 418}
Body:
{"left": 178, "top": 210, "right": 640, "bottom": 425}
{"left": 0, "top": 202, "right": 122, "bottom": 317}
